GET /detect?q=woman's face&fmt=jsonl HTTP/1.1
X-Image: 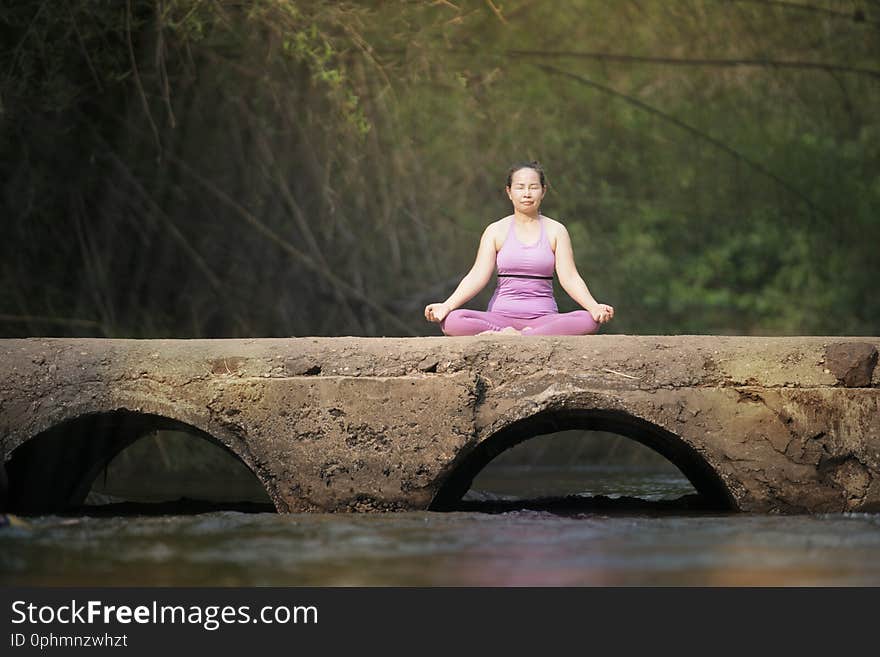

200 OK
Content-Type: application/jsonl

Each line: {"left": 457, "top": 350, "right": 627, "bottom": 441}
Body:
{"left": 506, "top": 167, "right": 545, "bottom": 214}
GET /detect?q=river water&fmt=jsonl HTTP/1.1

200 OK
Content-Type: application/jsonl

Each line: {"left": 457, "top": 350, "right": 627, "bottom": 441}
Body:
{"left": 3, "top": 464, "right": 880, "bottom": 586}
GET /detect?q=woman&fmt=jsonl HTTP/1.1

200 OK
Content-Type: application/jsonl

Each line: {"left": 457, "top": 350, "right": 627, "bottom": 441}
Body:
{"left": 424, "top": 161, "right": 614, "bottom": 336}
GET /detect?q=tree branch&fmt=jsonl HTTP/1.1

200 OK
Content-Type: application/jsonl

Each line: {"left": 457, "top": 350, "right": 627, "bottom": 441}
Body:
{"left": 126, "top": 0, "right": 162, "bottom": 157}
{"left": 506, "top": 49, "right": 880, "bottom": 80}
{"left": 166, "top": 154, "right": 420, "bottom": 337}
{"left": 719, "top": 0, "right": 879, "bottom": 27}
{"left": 0, "top": 314, "right": 103, "bottom": 329}
{"left": 535, "top": 63, "right": 829, "bottom": 219}
{"left": 374, "top": 47, "right": 880, "bottom": 81}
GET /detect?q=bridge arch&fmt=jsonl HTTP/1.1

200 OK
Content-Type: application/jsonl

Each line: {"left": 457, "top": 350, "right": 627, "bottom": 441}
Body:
{"left": 4, "top": 406, "right": 277, "bottom": 515}
{"left": 430, "top": 407, "right": 738, "bottom": 511}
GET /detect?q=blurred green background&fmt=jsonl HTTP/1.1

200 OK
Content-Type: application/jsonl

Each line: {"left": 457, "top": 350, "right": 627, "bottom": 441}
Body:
{"left": 2, "top": 0, "right": 878, "bottom": 338}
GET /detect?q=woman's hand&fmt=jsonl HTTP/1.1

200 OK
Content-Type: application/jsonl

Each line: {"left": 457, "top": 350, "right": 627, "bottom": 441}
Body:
{"left": 589, "top": 303, "right": 614, "bottom": 324}
{"left": 424, "top": 302, "right": 451, "bottom": 323}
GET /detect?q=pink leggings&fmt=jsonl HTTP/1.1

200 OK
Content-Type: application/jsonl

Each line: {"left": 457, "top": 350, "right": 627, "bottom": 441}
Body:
{"left": 441, "top": 309, "right": 599, "bottom": 336}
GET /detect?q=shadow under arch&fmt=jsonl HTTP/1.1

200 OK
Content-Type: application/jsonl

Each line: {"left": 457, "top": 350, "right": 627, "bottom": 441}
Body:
{"left": 4, "top": 410, "right": 275, "bottom": 515}
{"left": 430, "top": 408, "right": 738, "bottom": 512}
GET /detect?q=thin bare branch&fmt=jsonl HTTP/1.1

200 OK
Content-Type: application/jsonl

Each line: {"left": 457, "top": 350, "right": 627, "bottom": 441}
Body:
{"left": 252, "top": 130, "right": 365, "bottom": 331}
{"left": 508, "top": 49, "right": 880, "bottom": 80}
{"left": 67, "top": 1, "right": 104, "bottom": 93}
{"left": 155, "top": 0, "right": 177, "bottom": 128}
{"left": 72, "top": 192, "right": 116, "bottom": 331}
{"left": 126, "top": 0, "right": 162, "bottom": 156}
{"left": 374, "top": 47, "right": 880, "bottom": 80}
{"left": 536, "top": 63, "right": 829, "bottom": 219}
{"left": 0, "top": 314, "right": 103, "bottom": 329}
{"left": 168, "top": 154, "right": 420, "bottom": 336}
{"left": 720, "top": 0, "right": 879, "bottom": 27}
{"left": 105, "top": 150, "right": 223, "bottom": 293}
{"left": 484, "top": 0, "right": 508, "bottom": 24}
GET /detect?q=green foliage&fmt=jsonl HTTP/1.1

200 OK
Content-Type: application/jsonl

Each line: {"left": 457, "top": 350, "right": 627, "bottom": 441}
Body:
{"left": 1, "top": 0, "right": 878, "bottom": 337}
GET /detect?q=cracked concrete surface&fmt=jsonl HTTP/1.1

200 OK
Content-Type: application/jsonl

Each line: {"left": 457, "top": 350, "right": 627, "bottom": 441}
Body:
{"left": 1, "top": 335, "right": 878, "bottom": 514}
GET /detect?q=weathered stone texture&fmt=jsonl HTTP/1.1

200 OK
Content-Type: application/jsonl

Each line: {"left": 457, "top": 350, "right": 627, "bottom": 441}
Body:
{"left": 1, "top": 336, "right": 878, "bottom": 514}
{"left": 825, "top": 342, "right": 878, "bottom": 388}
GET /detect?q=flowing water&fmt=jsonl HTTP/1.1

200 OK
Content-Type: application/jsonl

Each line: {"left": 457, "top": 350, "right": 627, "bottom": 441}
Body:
{"left": 4, "top": 464, "right": 880, "bottom": 586}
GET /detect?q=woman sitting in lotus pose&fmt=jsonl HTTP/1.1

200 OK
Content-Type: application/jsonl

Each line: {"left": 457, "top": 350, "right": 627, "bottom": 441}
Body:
{"left": 424, "top": 161, "right": 614, "bottom": 336}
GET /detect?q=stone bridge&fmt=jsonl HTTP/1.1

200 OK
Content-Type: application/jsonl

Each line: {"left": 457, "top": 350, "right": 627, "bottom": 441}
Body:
{"left": 1, "top": 336, "right": 878, "bottom": 515}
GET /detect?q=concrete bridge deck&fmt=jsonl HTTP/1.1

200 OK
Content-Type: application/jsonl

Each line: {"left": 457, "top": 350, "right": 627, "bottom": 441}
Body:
{"left": 1, "top": 336, "right": 878, "bottom": 514}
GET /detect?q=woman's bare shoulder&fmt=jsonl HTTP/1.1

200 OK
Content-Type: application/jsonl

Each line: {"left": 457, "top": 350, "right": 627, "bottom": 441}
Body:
{"left": 542, "top": 215, "right": 568, "bottom": 236}
{"left": 541, "top": 215, "right": 568, "bottom": 250}
{"left": 485, "top": 214, "right": 513, "bottom": 240}
{"left": 484, "top": 215, "right": 512, "bottom": 245}
{"left": 488, "top": 215, "right": 513, "bottom": 231}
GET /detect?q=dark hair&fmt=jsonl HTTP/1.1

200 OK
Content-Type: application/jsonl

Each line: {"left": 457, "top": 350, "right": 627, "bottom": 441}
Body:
{"left": 506, "top": 160, "right": 547, "bottom": 188}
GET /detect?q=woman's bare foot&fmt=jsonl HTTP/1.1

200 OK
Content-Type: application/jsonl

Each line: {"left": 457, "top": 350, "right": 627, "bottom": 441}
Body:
{"left": 476, "top": 326, "right": 521, "bottom": 336}
{"left": 476, "top": 326, "right": 521, "bottom": 335}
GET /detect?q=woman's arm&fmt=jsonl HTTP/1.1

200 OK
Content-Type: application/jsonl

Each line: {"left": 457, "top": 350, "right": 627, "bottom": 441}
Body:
{"left": 442, "top": 224, "right": 497, "bottom": 309}
{"left": 553, "top": 223, "right": 614, "bottom": 322}
{"left": 425, "top": 224, "right": 497, "bottom": 323}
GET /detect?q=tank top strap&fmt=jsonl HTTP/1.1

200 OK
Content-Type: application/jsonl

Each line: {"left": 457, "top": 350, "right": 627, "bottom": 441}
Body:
{"left": 538, "top": 215, "right": 546, "bottom": 243}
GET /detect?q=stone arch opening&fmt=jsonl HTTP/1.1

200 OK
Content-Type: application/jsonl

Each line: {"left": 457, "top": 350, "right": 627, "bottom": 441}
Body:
{"left": 430, "top": 408, "right": 737, "bottom": 512}
{"left": 4, "top": 410, "right": 274, "bottom": 515}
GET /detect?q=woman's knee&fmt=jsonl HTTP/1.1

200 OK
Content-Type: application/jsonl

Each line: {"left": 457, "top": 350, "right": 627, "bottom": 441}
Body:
{"left": 440, "top": 309, "right": 467, "bottom": 336}
{"left": 577, "top": 310, "right": 600, "bottom": 335}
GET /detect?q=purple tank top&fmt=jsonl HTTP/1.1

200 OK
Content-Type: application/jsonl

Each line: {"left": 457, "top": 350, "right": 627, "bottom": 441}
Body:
{"left": 487, "top": 216, "right": 558, "bottom": 318}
